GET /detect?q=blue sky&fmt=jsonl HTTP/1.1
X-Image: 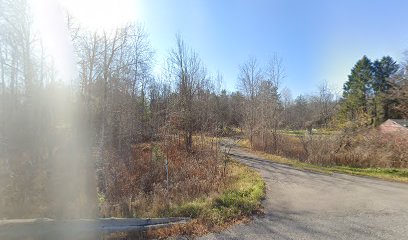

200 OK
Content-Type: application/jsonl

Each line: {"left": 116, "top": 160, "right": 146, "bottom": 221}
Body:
{"left": 133, "top": 0, "right": 408, "bottom": 97}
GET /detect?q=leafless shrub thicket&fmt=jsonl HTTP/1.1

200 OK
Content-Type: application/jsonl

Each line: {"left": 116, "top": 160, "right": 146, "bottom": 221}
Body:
{"left": 252, "top": 130, "right": 408, "bottom": 168}
{"left": 99, "top": 138, "right": 225, "bottom": 217}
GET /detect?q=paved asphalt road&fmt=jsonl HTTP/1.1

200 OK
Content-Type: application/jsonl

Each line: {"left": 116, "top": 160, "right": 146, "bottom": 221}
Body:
{"left": 200, "top": 143, "right": 408, "bottom": 240}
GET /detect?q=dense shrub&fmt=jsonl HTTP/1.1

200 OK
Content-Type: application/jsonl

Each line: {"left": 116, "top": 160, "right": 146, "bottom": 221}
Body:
{"left": 99, "top": 136, "right": 226, "bottom": 217}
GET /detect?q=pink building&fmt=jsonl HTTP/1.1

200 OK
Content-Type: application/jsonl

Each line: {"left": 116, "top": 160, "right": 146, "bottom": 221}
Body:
{"left": 378, "top": 119, "right": 408, "bottom": 134}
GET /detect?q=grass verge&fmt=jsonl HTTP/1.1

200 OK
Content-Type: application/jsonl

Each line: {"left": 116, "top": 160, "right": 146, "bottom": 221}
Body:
{"left": 239, "top": 139, "right": 408, "bottom": 183}
{"left": 147, "top": 160, "right": 265, "bottom": 238}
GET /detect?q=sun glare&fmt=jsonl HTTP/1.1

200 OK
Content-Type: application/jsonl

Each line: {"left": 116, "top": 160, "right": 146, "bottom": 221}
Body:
{"left": 58, "top": 0, "right": 138, "bottom": 31}
{"left": 30, "top": 0, "right": 138, "bottom": 82}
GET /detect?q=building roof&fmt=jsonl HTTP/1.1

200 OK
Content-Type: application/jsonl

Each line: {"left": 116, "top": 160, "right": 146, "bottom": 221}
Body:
{"left": 390, "top": 119, "right": 408, "bottom": 128}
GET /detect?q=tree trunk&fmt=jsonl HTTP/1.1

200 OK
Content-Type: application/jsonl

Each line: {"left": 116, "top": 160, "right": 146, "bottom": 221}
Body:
{"left": 185, "top": 130, "right": 192, "bottom": 153}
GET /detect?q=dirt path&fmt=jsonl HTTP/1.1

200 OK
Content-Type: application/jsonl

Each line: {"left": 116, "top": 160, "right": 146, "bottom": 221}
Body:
{"left": 201, "top": 144, "right": 408, "bottom": 240}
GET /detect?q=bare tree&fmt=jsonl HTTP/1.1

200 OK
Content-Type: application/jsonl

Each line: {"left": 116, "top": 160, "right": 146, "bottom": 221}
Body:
{"left": 316, "top": 80, "right": 336, "bottom": 127}
{"left": 168, "top": 35, "right": 206, "bottom": 152}
{"left": 238, "top": 57, "right": 262, "bottom": 146}
{"left": 266, "top": 53, "right": 285, "bottom": 88}
{"left": 259, "top": 54, "right": 285, "bottom": 151}
{"left": 388, "top": 75, "right": 408, "bottom": 118}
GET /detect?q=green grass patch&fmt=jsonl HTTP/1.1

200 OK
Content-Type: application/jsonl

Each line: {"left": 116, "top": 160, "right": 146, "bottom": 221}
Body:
{"left": 279, "top": 129, "right": 306, "bottom": 136}
{"left": 278, "top": 129, "right": 339, "bottom": 136}
{"left": 164, "top": 161, "right": 265, "bottom": 225}
{"left": 325, "top": 165, "right": 408, "bottom": 182}
{"left": 238, "top": 139, "right": 251, "bottom": 148}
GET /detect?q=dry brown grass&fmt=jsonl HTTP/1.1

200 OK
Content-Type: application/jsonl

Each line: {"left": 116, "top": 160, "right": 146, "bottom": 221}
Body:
{"left": 145, "top": 217, "right": 252, "bottom": 239}
{"left": 252, "top": 133, "right": 306, "bottom": 161}
{"left": 251, "top": 130, "right": 408, "bottom": 168}
{"left": 99, "top": 137, "right": 226, "bottom": 218}
{"left": 102, "top": 160, "right": 265, "bottom": 239}
{"left": 102, "top": 217, "right": 251, "bottom": 239}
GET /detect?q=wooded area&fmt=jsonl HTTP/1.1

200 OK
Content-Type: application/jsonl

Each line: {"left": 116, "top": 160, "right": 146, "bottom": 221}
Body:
{"left": 0, "top": 0, "right": 407, "bottom": 220}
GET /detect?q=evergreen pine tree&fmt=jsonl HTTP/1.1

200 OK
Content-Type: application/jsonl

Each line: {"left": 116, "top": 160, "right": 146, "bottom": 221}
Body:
{"left": 373, "top": 56, "right": 399, "bottom": 121}
{"left": 341, "top": 56, "right": 373, "bottom": 122}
